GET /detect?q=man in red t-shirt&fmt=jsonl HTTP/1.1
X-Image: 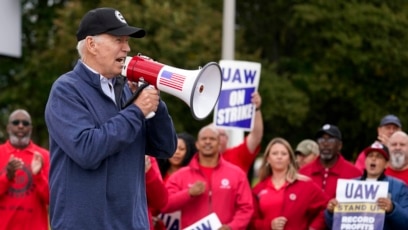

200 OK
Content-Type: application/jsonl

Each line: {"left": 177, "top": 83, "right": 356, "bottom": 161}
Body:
{"left": 216, "top": 92, "right": 263, "bottom": 174}
{"left": 0, "top": 109, "right": 50, "bottom": 230}
{"left": 163, "top": 125, "right": 254, "bottom": 229}
{"left": 385, "top": 131, "right": 408, "bottom": 184}
{"left": 300, "top": 124, "right": 362, "bottom": 199}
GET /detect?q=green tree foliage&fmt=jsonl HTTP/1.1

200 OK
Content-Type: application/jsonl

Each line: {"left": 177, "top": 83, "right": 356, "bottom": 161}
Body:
{"left": 237, "top": 0, "right": 408, "bottom": 159}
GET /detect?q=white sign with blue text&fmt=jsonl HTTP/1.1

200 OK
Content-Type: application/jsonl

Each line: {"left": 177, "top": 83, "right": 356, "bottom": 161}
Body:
{"left": 333, "top": 179, "right": 389, "bottom": 230}
{"left": 214, "top": 60, "right": 261, "bottom": 131}
{"left": 183, "top": 213, "right": 222, "bottom": 230}
{"left": 336, "top": 179, "right": 388, "bottom": 203}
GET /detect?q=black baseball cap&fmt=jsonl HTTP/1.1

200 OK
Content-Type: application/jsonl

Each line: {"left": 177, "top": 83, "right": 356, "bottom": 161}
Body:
{"left": 76, "top": 8, "right": 146, "bottom": 41}
{"left": 316, "top": 124, "right": 342, "bottom": 140}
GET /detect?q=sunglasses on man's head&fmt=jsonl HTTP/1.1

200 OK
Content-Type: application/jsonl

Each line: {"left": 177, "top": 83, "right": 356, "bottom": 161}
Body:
{"left": 11, "top": 120, "right": 31, "bottom": 126}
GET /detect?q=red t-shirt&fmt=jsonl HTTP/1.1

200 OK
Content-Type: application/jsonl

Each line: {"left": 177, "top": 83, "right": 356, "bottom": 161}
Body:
{"left": 146, "top": 157, "right": 168, "bottom": 230}
{"left": 198, "top": 164, "right": 214, "bottom": 184}
{"left": 385, "top": 167, "right": 408, "bottom": 185}
{"left": 0, "top": 141, "right": 50, "bottom": 230}
{"left": 299, "top": 155, "right": 362, "bottom": 199}
{"left": 222, "top": 137, "right": 261, "bottom": 173}
{"left": 258, "top": 179, "right": 288, "bottom": 220}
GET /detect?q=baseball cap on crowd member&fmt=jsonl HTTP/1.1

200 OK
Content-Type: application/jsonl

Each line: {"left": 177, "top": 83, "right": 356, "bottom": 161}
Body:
{"left": 362, "top": 141, "right": 389, "bottom": 161}
{"left": 315, "top": 124, "right": 342, "bottom": 140}
{"left": 379, "top": 114, "right": 402, "bottom": 128}
{"left": 295, "top": 139, "right": 320, "bottom": 156}
{"left": 76, "top": 8, "right": 146, "bottom": 41}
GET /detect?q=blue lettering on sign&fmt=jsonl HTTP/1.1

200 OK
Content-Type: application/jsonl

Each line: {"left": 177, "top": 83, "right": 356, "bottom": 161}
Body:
{"left": 193, "top": 220, "right": 212, "bottom": 230}
{"left": 168, "top": 219, "right": 179, "bottom": 230}
{"left": 222, "top": 67, "right": 257, "bottom": 84}
{"left": 159, "top": 213, "right": 180, "bottom": 230}
{"left": 345, "top": 183, "right": 380, "bottom": 199}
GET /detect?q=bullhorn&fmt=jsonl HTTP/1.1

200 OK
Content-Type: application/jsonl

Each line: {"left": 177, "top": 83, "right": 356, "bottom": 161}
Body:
{"left": 121, "top": 55, "right": 222, "bottom": 120}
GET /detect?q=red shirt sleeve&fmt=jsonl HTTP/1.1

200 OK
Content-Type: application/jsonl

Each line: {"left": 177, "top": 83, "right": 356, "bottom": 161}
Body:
{"left": 249, "top": 180, "right": 272, "bottom": 229}
{"left": 222, "top": 137, "right": 261, "bottom": 173}
{"left": 146, "top": 157, "right": 168, "bottom": 211}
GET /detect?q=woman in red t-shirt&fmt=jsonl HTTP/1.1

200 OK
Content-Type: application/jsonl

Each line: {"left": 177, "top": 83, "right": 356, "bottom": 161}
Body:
{"left": 249, "top": 137, "right": 329, "bottom": 230}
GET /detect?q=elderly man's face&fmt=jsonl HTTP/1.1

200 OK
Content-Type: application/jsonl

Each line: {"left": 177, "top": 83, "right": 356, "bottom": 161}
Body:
{"left": 88, "top": 34, "right": 131, "bottom": 78}
{"left": 388, "top": 133, "right": 408, "bottom": 170}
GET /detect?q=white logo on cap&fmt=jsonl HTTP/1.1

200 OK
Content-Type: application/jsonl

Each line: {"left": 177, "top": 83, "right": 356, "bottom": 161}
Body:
{"left": 323, "top": 124, "right": 331, "bottom": 130}
{"left": 115, "top": 10, "right": 127, "bottom": 24}
{"left": 371, "top": 142, "right": 382, "bottom": 149}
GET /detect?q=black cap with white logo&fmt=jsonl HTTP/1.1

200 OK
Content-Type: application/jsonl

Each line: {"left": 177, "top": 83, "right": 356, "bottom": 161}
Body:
{"left": 315, "top": 124, "right": 342, "bottom": 140}
{"left": 76, "top": 8, "right": 146, "bottom": 41}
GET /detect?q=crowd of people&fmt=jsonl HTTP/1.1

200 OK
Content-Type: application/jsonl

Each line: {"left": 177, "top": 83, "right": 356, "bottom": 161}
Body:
{"left": 2, "top": 6, "right": 408, "bottom": 230}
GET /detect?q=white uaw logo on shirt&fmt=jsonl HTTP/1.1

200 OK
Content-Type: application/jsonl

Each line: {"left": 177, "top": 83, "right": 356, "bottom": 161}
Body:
{"left": 258, "top": 189, "right": 268, "bottom": 198}
{"left": 5, "top": 165, "right": 35, "bottom": 197}
{"left": 219, "top": 178, "right": 231, "bottom": 189}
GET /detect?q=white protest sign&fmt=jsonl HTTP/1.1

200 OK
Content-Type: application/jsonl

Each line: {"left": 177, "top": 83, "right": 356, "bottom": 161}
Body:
{"left": 336, "top": 179, "right": 388, "bottom": 203}
{"left": 183, "top": 212, "right": 222, "bottom": 230}
{"left": 159, "top": 211, "right": 181, "bottom": 230}
{"left": 214, "top": 60, "right": 261, "bottom": 131}
{"left": 333, "top": 179, "right": 389, "bottom": 230}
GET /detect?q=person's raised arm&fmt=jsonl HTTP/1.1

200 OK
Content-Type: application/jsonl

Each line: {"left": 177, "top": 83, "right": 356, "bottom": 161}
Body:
{"left": 246, "top": 92, "right": 264, "bottom": 153}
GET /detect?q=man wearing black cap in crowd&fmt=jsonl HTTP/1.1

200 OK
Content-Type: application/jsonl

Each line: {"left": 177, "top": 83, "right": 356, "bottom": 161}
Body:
{"left": 355, "top": 114, "right": 402, "bottom": 173}
{"left": 325, "top": 141, "right": 408, "bottom": 230}
{"left": 299, "top": 124, "right": 362, "bottom": 199}
{"left": 44, "top": 8, "right": 177, "bottom": 230}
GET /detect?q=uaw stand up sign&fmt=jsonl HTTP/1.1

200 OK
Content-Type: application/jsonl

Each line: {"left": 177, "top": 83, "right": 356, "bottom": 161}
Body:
{"left": 333, "top": 179, "right": 389, "bottom": 230}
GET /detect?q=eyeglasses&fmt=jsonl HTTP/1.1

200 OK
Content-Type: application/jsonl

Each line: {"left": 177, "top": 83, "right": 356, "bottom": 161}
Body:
{"left": 11, "top": 120, "right": 31, "bottom": 127}
{"left": 317, "top": 137, "right": 337, "bottom": 144}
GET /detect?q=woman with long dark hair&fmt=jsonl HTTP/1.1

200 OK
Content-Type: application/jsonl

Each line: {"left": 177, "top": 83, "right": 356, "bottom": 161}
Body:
{"left": 158, "top": 132, "right": 197, "bottom": 183}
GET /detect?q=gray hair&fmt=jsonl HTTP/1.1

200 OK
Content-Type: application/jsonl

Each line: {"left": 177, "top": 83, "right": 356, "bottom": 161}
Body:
{"left": 76, "top": 35, "right": 102, "bottom": 59}
{"left": 76, "top": 40, "right": 85, "bottom": 58}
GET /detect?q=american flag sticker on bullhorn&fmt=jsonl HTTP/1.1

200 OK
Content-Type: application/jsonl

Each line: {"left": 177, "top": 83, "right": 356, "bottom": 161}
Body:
{"left": 159, "top": 70, "right": 186, "bottom": 91}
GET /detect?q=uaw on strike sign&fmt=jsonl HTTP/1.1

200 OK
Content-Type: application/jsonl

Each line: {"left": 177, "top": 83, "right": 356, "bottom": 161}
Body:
{"left": 214, "top": 60, "right": 261, "bottom": 131}
{"left": 333, "top": 179, "right": 389, "bottom": 230}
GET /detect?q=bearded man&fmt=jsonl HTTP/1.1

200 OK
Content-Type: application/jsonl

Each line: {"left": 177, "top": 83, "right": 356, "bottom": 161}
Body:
{"left": 385, "top": 131, "right": 408, "bottom": 184}
{"left": 0, "top": 109, "right": 50, "bottom": 230}
{"left": 299, "top": 124, "right": 362, "bottom": 199}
